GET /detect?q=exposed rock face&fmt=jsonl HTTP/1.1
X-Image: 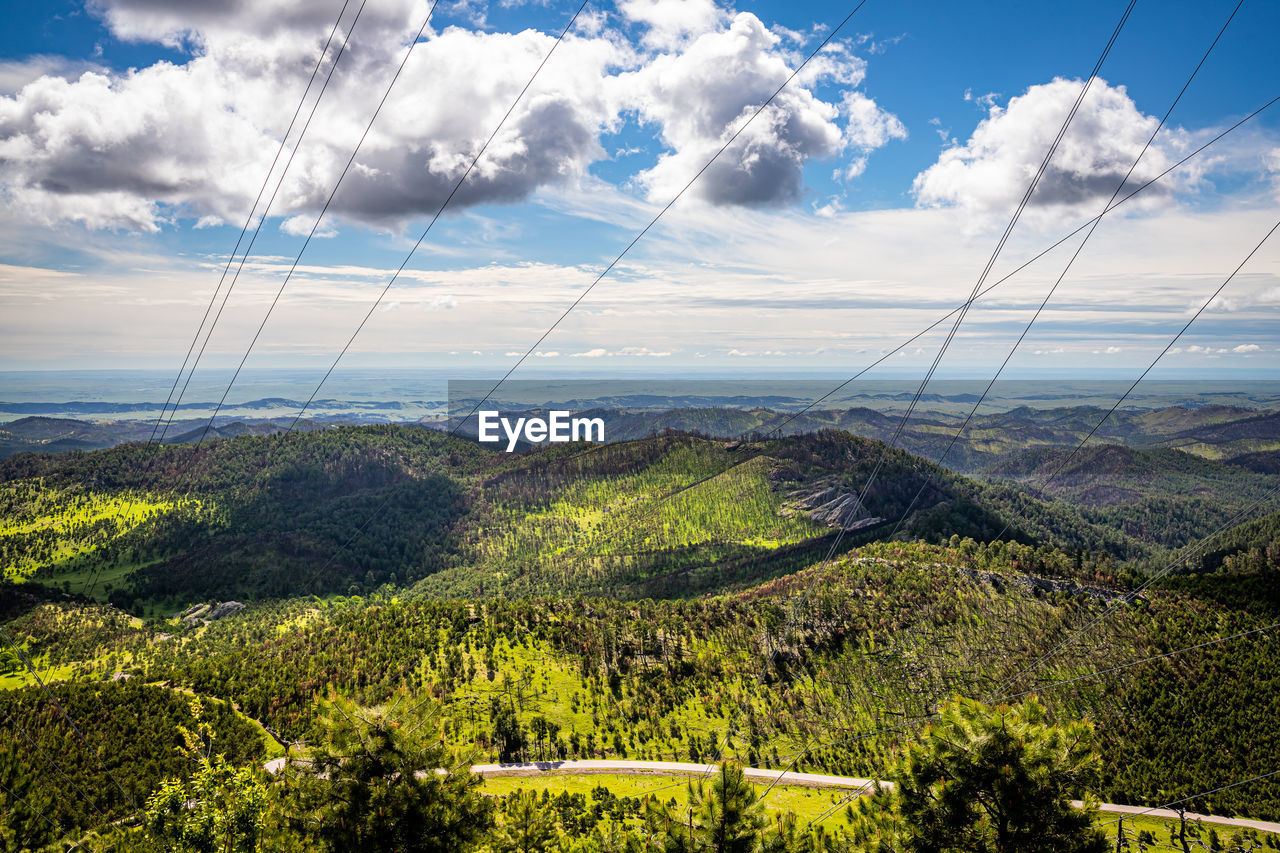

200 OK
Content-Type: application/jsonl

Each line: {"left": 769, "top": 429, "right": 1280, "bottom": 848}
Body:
{"left": 177, "top": 600, "right": 245, "bottom": 626}
{"left": 958, "top": 567, "right": 1133, "bottom": 603}
{"left": 208, "top": 601, "right": 245, "bottom": 621}
{"left": 789, "top": 483, "right": 883, "bottom": 531}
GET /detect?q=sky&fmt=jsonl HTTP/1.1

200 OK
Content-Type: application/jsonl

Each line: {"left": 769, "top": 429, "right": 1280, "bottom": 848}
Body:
{"left": 0, "top": 0, "right": 1277, "bottom": 387}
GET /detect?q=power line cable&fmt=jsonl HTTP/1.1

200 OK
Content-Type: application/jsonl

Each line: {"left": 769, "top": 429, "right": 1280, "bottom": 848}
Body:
{"left": 0, "top": 776, "right": 63, "bottom": 843}
{"left": 989, "top": 481, "right": 1280, "bottom": 699}
{"left": 81, "top": 0, "right": 439, "bottom": 600}
{"left": 451, "top": 0, "right": 872, "bottom": 431}
{"left": 145, "top": 0, "right": 357, "bottom": 446}
{"left": 2, "top": 708, "right": 111, "bottom": 826}
{"left": 182, "top": 0, "right": 444, "bottom": 451}
{"left": 808, "top": 0, "right": 1138, "bottom": 586}
{"left": 152, "top": 0, "right": 374, "bottom": 447}
{"left": 84, "top": 1, "right": 372, "bottom": 604}
{"left": 790, "top": 619, "right": 1280, "bottom": 828}
{"left": 845, "top": 3, "right": 1253, "bottom": 708}
{"left": 307, "top": 0, "right": 875, "bottom": 583}
{"left": 885, "top": 0, "right": 1244, "bottom": 542}
{"left": 978, "top": 214, "right": 1280, "bottom": 694}
{"left": 282, "top": 0, "right": 593, "bottom": 434}
{"left": 988, "top": 215, "right": 1280, "bottom": 550}
{"left": 586, "top": 90, "right": 1278, "bottom": 597}
{"left": 612, "top": 0, "right": 1137, "bottom": 608}
{"left": 1094, "top": 769, "right": 1280, "bottom": 828}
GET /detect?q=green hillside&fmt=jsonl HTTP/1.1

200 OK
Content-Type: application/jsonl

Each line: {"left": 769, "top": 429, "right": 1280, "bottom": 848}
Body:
{"left": 1, "top": 427, "right": 1160, "bottom": 610}
{"left": 1, "top": 424, "right": 1277, "bottom": 850}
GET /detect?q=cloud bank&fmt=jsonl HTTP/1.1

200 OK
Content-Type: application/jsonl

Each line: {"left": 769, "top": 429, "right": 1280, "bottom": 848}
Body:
{"left": 0, "top": 0, "right": 904, "bottom": 231}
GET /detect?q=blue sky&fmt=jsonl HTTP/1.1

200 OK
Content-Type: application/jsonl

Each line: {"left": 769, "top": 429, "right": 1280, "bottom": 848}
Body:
{"left": 0, "top": 0, "right": 1277, "bottom": 383}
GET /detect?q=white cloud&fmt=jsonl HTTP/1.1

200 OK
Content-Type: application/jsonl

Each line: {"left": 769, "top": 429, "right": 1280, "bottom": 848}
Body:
{"left": 281, "top": 215, "right": 337, "bottom": 238}
{"left": 0, "top": 2, "right": 899, "bottom": 230}
{"left": 963, "top": 88, "right": 1000, "bottom": 111}
{"left": 0, "top": 55, "right": 105, "bottom": 95}
{"left": 841, "top": 91, "right": 907, "bottom": 178}
{"left": 617, "top": 0, "right": 727, "bottom": 50}
{"left": 1232, "top": 343, "right": 1261, "bottom": 353}
{"left": 620, "top": 12, "right": 901, "bottom": 206}
{"left": 0, "top": 1, "right": 625, "bottom": 231}
{"left": 914, "top": 78, "right": 1176, "bottom": 223}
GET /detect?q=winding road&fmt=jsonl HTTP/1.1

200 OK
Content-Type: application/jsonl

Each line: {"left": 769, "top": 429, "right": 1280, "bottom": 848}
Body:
{"left": 264, "top": 757, "right": 1280, "bottom": 835}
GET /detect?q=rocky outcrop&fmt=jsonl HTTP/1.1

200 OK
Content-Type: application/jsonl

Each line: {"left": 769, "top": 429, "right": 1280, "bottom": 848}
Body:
{"left": 177, "top": 600, "right": 246, "bottom": 627}
{"left": 787, "top": 482, "right": 882, "bottom": 531}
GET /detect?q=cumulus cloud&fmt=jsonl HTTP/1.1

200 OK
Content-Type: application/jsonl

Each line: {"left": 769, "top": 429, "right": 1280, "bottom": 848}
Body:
{"left": 617, "top": 0, "right": 727, "bottom": 50}
{"left": 0, "top": 0, "right": 622, "bottom": 231}
{"left": 619, "top": 12, "right": 902, "bottom": 206}
{"left": 1232, "top": 343, "right": 1261, "bottom": 353}
{"left": 0, "top": 0, "right": 899, "bottom": 230}
{"left": 913, "top": 78, "right": 1176, "bottom": 221}
{"left": 86, "top": 0, "right": 425, "bottom": 51}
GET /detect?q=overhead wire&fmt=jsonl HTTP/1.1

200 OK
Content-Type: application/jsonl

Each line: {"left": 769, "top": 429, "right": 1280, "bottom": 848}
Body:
{"left": 182, "top": 0, "right": 445, "bottom": 451}
{"left": 806, "top": 0, "right": 1139, "bottom": 587}
{"left": 306, "top": 0, "right": 876, "bottom": 583}
{"left": 989, "top": 481, "right": 1280, "bottom": 699}
{"left": 1094, "top": 770, "right": 1280, "bottom": 828}
{"left": 2, "top": 708, "right": 111, "bottom": 826}
{"left": 281, "top": 0, "right": 593, "bottom": 434}
{"left": 80, "top": 0, "right": 446, "bottom": 602}
{"left": 3, "top": 6, "right": 374, "bottom": 841}
{"left": 790, "top": 619, "right": 1280, "bottom": 830}
{"left": 145, "top": 0, "right": 358, "bottom": 446}
{"left": 153, "top": 0, "right": 374, "bottom": 448}
{"left": 574, "top": 89, "right": 1276, "bottom": 597}
{"left": 0, "top": 624, "right": 143, "bottom": 824}
{"left": 581, "top": 0, "right": 1146, "bottom": 595}
{"left": 85, "top": 0, "right": 373, "bottom": 599}
{"left": 886, "top": 0, "right": 1245, "bottom": 541}
{"left": 631, "top": 617, "right": 1280, "bottom": 828}
{"left": 0, "top": 776, "right": 64, "bottom": 843}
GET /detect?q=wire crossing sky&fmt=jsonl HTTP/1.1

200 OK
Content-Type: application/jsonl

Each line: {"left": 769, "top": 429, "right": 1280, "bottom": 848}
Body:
{"left": 0, "top": 0, "right": 1277, "bottom": 377}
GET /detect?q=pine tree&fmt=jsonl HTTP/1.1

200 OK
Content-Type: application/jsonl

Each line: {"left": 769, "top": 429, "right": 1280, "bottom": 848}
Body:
{"left": 849, "top": 696, "right": 1108, "bottom": 853}
{"left": 283, "top": 690, "right": 493, "bottom": 852}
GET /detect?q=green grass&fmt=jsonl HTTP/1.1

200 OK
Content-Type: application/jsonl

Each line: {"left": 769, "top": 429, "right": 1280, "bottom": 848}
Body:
{"left": 478, "top": 772, "right": 857, "bottom": 829}
{"left": 480, "top": 775, "right": 1278, "bottom": 844}
{"left": 0, "top": 661, "right": 77, "bottom": 689}
{"left": 437, "top": 633, "right": 809, "bottom": 767}
{"left": 0, "top": 483, "right": 189, "bottom": 582}
{"left": 1091, "top": 809, "right": 1280, "bottom": 850}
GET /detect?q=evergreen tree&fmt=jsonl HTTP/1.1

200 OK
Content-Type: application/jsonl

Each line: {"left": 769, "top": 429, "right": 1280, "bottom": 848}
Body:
{"left": 648, "top": 762, "right": 769, "bottom": 853}
{"left": 492, "top": 789, "right": 560, "bottom": 853}
{"left": 283, "top": 691, "right": 493, "bottom": 852}
{"left": 849, "top": 697, "right": 1107, "bottom": 853}
{"left": 144, "top": 697, "right": 267, "bottom": 853}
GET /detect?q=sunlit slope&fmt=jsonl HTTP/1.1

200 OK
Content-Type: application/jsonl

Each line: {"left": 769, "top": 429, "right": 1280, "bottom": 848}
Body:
{"left": 10, "top": 539, "right": 1276, "bottom": 823}
{"left": 0, "top": 481, "right": 191, "bottom": 593}
{"left": 419, "top": 430, "right": 1150, "bottom": 598}
{"left": 1, "top": 426, "right": 1162, "bottom": 608}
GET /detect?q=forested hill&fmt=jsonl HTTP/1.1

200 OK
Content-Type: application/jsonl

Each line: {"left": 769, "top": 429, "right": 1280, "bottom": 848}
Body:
{"left": 2, "top": 423, "right": 1278, "bottom": 849}
{"left": 986, "top": 443, "right": 1278, "bottom": 550}
{"left": 0, "top": 425, "right": 1168, "bottom": 611}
